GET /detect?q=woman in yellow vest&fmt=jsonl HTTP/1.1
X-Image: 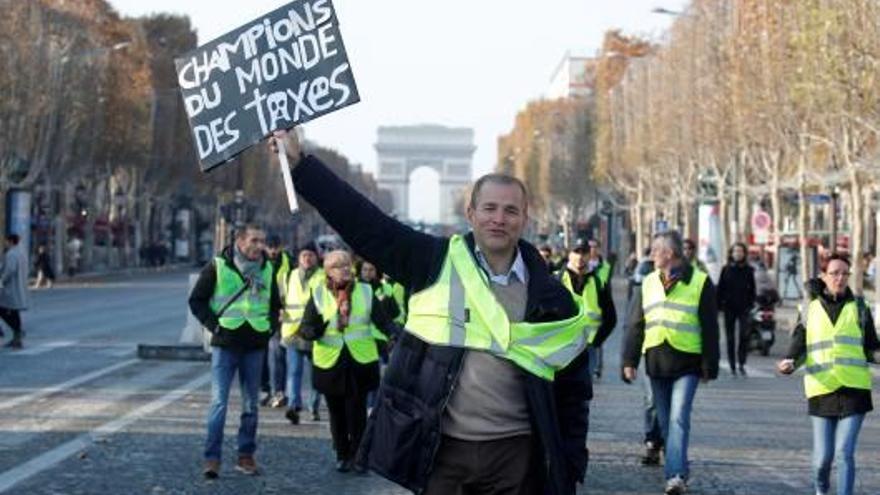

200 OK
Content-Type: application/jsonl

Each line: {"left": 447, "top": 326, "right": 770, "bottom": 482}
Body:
{"left": 298, "top": 250, "right": 396, "bottom": 473}
{"left": 777, "top": 254, "right": 879, "bottom": 495}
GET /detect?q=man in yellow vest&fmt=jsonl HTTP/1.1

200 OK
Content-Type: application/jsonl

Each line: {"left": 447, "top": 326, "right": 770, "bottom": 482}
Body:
{"left": 622, "top": 231, "right": 719, "bottom": 495}
{"left": 270, "top": 131, "right": 591, "bottom": 495}
{"left": 558, "top": 239, "right": 617, "bottom": 382}
{"left": 587, "top": 239, "right": 612, "bottom": 290}
{"left": 777, "top": 253, "right": 879, "bottom": 495}
{"left": 280, "top": 243, "right": 324, "bottom": 424}
{"left": 189, "top": 224, "right": 281, "bottom": 479}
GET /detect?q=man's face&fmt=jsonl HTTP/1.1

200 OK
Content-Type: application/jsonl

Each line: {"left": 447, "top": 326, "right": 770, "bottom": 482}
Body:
{"left": 568, "top": 250, "right": 587, "bottom": 273}
{"left": 236, "top": 229, "right": 266, "bottom": 261}
{"left": 731, "top": 245, "right": 746, "bottom": 262}
{"left": 466, "top": 182, "right": 527, "bottom": 256}
{"left": 683, "top": 243, "right": 696, "bottom": 260}
{"left": 360, "top": 262, "right": 377, "bottom": 282}
{"left": 266, "top": 246, "right": 281, "bottom": 260}
{"left": 539, "top": 249, "right": 552, "bottom": 263}
{"left": 588, "top": 241, "right": 601, "bottom": 260}
{"left": 298, "top": 251, "right": 317, "bottom": 270}
{"left": 651, "top": 238, "right": 674, "bottom": 271}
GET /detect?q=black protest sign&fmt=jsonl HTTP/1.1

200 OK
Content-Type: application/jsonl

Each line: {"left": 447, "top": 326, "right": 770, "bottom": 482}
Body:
{"left": 175, "top": 0, "right": 359, "bottom": 171}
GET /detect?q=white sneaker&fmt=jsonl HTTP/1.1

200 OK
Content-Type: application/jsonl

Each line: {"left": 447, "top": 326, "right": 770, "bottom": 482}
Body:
{"left": 664, "top": 475, "right": 687, "bottom": 494}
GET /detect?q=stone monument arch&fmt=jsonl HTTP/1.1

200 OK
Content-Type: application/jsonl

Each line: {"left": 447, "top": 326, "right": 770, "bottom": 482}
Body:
{"left": 375, "top": 125, "right": 476, "bottom": 226}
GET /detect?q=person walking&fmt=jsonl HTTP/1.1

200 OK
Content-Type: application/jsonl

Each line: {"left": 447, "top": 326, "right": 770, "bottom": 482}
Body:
{"left": 264, "top": 235, "right": 292, "bottom": 408}
{"left": 298, "top": 250, "right": 395, "bottom": 473}
{"left": 623, "top": 231, "right": 720, "bottom": 495}
{"left": 33, "top": 244, "right": 55, "bottom": 289}
{"left": 717, "top": 242, "right": 757, "bottom": 376}
{"left": 682, "top": 239, "right": 707, "bottom": 274}
{"left": 587, "top": 239, "right": 612, "bottom": 289}
{"left": 0, "top": 234, "right": 29, "bottom": 348}
{"left": 777, "top": 254, "right": 879, "bottom": 495}
{"left": 280, "top": 243, "right": 325, "bottom": 424}
{"left": 270, "top": 130, "right": 592, "bottom": 495}
{"left": 188, "top": 224, "right": 281, "bottom": 479}
{"left": 558, "top": 239, "right": 617, "bottom": 382}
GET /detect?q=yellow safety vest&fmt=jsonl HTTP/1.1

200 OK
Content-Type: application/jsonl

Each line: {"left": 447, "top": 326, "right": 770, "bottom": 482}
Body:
{"left": 312, "top": 282, "right": 379, "bottom": 369}
{"left": 803, "top": 299, "right": 871, "bottom": 399}
{"left": 404, "top": 235, "right": 591, "bottom": 381}
{"left": 280, "top": 268, "right": 325, "bottom": 340}
{"left": 391, "top": 281, "right": 406, "bottom": 326}
{"left": 370, "top": 281, "right": 395, "bottom": 342}
{"left": 275, "top": 251, "right": 291, "bottom": 296}
{"left": 210, "top": 257, "right": 273, "bottom": 332}
{"left": 559, "top": 270, "right": 604, "bottom": 345}
{"left": 594, "top": 261, "right": 611, "bottom": 288}
{"left": 641, "top": 269, "right": 707, "bottom": 354}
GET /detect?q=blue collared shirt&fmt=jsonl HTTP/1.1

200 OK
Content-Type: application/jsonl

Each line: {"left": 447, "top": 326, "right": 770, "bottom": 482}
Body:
{"left": 474, "top": 246, "right": 528, "bottom": 287}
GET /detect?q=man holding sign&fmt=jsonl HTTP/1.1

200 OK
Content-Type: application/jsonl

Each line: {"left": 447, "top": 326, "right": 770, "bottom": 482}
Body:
{"left": 268, "top": 131, "right": 591, "bottom": 495}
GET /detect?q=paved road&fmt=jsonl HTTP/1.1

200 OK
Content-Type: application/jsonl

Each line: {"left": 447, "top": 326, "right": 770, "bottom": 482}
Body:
{"left": 0, "top": 272, "right": 876, "bottom": 494}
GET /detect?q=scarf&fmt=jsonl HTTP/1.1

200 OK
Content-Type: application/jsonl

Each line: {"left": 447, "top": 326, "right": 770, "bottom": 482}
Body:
{"left": 233, "top": 246, "right": 266, "bottom": 296}
{"left": 326, "top": 278, "right": 354, "bottom": 330}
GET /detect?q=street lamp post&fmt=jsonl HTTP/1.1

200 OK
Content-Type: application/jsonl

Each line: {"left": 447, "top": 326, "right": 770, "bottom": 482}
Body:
{"left": 831, "top": 186, "right": 840, "bottom": 253}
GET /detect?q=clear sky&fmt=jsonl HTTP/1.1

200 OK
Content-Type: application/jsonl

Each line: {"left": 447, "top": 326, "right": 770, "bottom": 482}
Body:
{"left": 110, "top": 0, "right": 687, "bottom": 221}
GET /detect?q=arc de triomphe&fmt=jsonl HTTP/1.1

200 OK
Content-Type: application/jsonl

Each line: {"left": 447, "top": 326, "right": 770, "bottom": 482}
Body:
{"left": 375, "top": 125, "right": 476, "bottom": 225}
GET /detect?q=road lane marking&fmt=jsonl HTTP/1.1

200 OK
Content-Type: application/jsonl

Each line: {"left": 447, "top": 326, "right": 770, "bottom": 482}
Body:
{"left": 14, "top": 341, "right": 76, "bottom": 356}
{"left": 0, "top": 359, "right": 139, "bottom": 412}
{"left": 0, "top": 363, "right": 192, "bottom": 449}
{"left": 0, "top": 371, "right": 210, "bottom": 493}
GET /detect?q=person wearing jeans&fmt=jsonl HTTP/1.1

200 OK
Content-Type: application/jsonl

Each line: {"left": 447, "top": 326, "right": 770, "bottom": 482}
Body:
{"left": 623, "top": 231, "right": 719, "bottom": 495}
{"left": 777, "top": 253, "right": 879, "bottom": 495}
{"left": 287, "top": 345, "right": 322, "bottom": 419}
{"left": 189, "top": 225, "right": 281, "bottom": 479}
{"left": 640, "top": 371, "right": 664, "bottom": 465}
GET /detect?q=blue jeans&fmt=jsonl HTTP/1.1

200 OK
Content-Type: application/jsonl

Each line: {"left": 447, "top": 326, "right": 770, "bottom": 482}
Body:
{"left": 811, "top": 413, "right": 865, "bottom": 495}
{"left": 267, "top": 336, "right": 286, "bottom": 397}
{"left": 204, "top": 347, "right": 265, "bottom": 461}
{"left": 650, "top": 373, "right": 699, "bottom": 480}
{"left": 286, "top": 346, "right": 321, "bottom": 412}
{"left": 642, "top": 372, "right": 663, "bottom": 445}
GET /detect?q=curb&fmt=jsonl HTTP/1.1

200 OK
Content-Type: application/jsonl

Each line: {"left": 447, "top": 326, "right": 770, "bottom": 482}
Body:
{"left": 137, "top": 344, "right": 210, "bottom": 362}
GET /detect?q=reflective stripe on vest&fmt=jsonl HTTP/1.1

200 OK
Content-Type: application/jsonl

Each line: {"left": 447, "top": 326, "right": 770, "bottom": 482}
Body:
{"left": 641, "top": 269, "right": 706, "bottom": 354}
{"left": 404, "top": 235, "right": 591, "bottom": 381}
{"left": 803, "top": 300, "right": 871, "bottom": 399}
{"left": 312, "top": 282, "right": 378, "bottom": 369}
{"left": 210, "top": 257, "right": 273, "bottom": 332}
{"left": 280, "top": 268, "right": 325, "bottom": 340}
{"left": 559, "top": 271, "right": 603, "bottom": 345}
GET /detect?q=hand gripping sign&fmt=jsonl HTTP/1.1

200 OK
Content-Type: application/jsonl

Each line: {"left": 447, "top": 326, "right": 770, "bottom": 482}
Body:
{"left": 175, "top": 0, "right": 360, "bottom": 212}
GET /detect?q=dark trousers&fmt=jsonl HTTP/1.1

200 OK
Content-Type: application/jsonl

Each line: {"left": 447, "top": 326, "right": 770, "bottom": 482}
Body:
{"left": 325, "top": 392, "right": 368, "bottom": 461}
{"left": 0, "top": 308, "right": 22, "bottom": 341}
{"left": 723, "top": 310, "right": 750, "bottom": 369}
{"left": 424, "top": 435, "right": 540, "bottom": 495}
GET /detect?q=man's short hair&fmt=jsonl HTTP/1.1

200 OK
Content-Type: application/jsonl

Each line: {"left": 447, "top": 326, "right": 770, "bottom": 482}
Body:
{"left": 267, "top": 235, "right": 282, "bottom": 248}
{"left": 653, "top": 230, "right": 684, "bottom": 259}
{"left": 469, "top": 174, "right": 529, "bottom": 210}
{"left": 235, "top": 223, "right": 264, "bottom": 239}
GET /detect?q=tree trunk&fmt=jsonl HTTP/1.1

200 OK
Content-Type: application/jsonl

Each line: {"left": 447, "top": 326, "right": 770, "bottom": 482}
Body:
{"left": 798, "top": 129, "right": 810, "bottom": 305}
{"left": 635, "top": 179, "right": 645, "bottom": 257}
{"left": 849, "top": 167, "right": 864, "bottom": 295}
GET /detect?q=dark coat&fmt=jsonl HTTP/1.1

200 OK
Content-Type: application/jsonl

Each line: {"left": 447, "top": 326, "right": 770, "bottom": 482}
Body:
{"left": 298, "top": 285, "right": 395, "bottom": 397}
{"left": 291, "top": 155, "right": 589, "bottom": 495}
{"left": 188, "top": 245, "right": 281, "bottom": 350}
{"left": 717, "top": 261, "right": 757, "bottom": 314}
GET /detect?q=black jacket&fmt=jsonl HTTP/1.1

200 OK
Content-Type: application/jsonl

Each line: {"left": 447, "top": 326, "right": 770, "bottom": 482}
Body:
{"left": 291, "top": 155, "right": 589, "bottom": 495}
{"left": 622, "top": 263, "right": 721, "bottom": 380}
{"left": 785, "top": 279, "right": 880, "bottom": 417}
{"left": 556, "top": 268, "right": 617, "bottom": 348}
{"left": 717, "top": 261, "right": 756, "bottom": 314}
{"left": 188, "top": 246, "right": 281, "bottom": 350}
{"left": 299, "top": 284, "right": 395, "bottom": 396}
